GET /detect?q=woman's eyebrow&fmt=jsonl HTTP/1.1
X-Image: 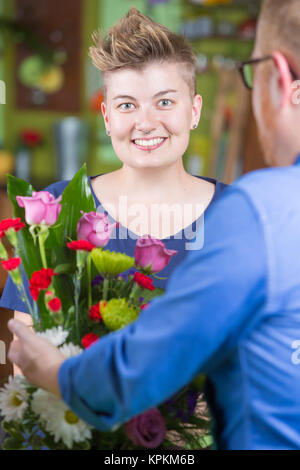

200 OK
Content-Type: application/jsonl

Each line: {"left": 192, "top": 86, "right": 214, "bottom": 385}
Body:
{"left": 112, "top": 89, "right": 178, "bottom": 101}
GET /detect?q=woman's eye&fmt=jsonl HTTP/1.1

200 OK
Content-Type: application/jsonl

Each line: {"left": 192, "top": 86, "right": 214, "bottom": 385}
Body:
{"left": 119, "top": 103, "right": 135, "bottom": 110}
{"left": 159, "top": 99, "right": 172, "bottom": 107}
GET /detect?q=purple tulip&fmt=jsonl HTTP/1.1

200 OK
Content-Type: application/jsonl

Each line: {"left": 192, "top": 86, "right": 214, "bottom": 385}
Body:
{"left": 134, "top": 235, "right": 178, "bottom": 273}
{"left": 125, "top": 408, "right": 166, "bottom": 449}
{"left": 77, "top": 211, "right": 116, "bottom": 247}
{"left": 16, "top": 191, "right": 62, "bottom": 226}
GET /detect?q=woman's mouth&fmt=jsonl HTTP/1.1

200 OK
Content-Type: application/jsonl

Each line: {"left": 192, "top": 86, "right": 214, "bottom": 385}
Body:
{"left": 131, "top": 137, "right": 167, "bottom": 151}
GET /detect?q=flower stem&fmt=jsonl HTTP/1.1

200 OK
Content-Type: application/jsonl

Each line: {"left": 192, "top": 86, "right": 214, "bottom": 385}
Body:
{"left": 87, "top": 253, "right": 92, "bottom": 309}
{"left": 129, "top": 282, "right": 141, "bottom": 299}
{"left": 102, "top": 278, "right": 109, "bottom": 300}
{"left": 73, "top": 276, "right": 80, "bottom": 344}
{"left": 38, "top": 229, "right": 48, "bottom": 269}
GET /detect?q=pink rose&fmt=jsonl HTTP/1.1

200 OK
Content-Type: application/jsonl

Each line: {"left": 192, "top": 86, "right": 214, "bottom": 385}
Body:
{"left": 16, "top": 191, "right": 62, "bottom": 226}
{"left": 125, "top": 408, "right": 166, "bottom": 449}
{"left": 134, "top": 235, "right": 178, "bottom": 273}
{"left": 77, "top": 211, "right": 116, "bottom": 247}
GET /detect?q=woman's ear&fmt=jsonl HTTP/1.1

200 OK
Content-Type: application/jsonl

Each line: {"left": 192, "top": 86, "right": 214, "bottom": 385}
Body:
{"left": 272, "top": 51, "right": 294, "bottom": 108}
{"left": 101, "top": 101, "right": 109, "bottom": 130}
{"left": 101, "top": 101, "right": 107, "bottom": 119}
{"left": 191, "top": 94, "right": 202, "bottom": 129}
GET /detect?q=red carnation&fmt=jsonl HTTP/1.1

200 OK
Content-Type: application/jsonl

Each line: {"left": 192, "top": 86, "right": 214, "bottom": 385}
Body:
{"left": 81, "top": 333, "right": 99, "bottom": 349}
{"left": 1, "top": 257, "right": 21, "bottom": 271}
{"left": 20, "top": 129, "right": 42, "bottom": 148}
{"left": 67, "top": 240, "right": 95, "bottom": 251}
{"left": 29, "top": 268, "right": 57, "bottom": 289}
{"left": 133, "top": 272, "right": 155, "bottom": 291}
{"left": 48, "top": 297, "right": 62, "bottom": 312}
{"left": 89, "top": 303, "right": 102, "bottom": 322}
{"left": 29, "top": 285, "right": 40, "bottom": 301}
{"left": 29, "top": 268, "right": 58, "bottom": 301}
{"left": 0, "top": 218, "right": 25, "bottom": 234}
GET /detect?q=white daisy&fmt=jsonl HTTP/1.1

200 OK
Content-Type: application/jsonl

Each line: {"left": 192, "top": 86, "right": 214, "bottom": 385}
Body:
{"left": 37, "top": 326, "right": 69, "bottom": 346}
{"left": 59, "top": 342, "right": 82, "bottom": 358}
{"left": 31, "top": 389, "right": 92, "bottom": 449}
{"left": 0, "top": 375, "right": 28, "bottom": 422}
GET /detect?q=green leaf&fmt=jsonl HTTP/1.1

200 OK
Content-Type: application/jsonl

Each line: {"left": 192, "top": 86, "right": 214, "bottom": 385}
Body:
{"left": 200, "top": 434, "right": 214, "bottom": 447}
{"left": 190, "top": 374, "right": 206, "bottom": 391}
{"left": 49, "top": 164, "right": 95, "bottom": 247}
{"left": 54, "top": 263, "right": 73, "bottom": 274}
{"left": 140, "top": 287, "right": 165, "bottom": 303}
{"left": 6, "top": 173, "right": 34, "bottom": 211}
{"left": 2, "top": 437, "right": 23, "bottom": 450}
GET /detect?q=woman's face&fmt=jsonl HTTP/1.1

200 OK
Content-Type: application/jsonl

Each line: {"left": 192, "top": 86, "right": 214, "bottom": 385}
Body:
{"left": 101, "top": 61, "right": 202, "bottom": 170}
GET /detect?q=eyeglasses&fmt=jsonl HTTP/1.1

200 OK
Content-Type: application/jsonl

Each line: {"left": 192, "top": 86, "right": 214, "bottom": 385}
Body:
{"left": 237, "top": 55, "right": 299, "bottom": 90}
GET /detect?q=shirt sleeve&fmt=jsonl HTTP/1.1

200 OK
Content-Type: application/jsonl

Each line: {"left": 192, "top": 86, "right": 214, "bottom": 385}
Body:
{"left": 58, "top": 186, "right": 267, "bottom": 431}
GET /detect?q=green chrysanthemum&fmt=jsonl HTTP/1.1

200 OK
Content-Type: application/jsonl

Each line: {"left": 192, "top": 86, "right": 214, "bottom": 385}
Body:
{"left": 91, "top": 249, "right": 135, "bottom": 275}
{"left": 100, "top": 298, "right": 139, "bottom": 331}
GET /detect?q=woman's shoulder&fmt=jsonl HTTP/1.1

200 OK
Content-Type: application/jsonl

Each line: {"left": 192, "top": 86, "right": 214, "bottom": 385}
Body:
{"left": 194, "top": 175, "right": 229, "bottom": 203}
{"left": 43, "top": 179, "right": 72, "bottom": 198}
{"left": 42, "top": 175, "right": 101, "bottom": 207}
{"left": 197, "top": 175, "right": 228, "bottom": 190}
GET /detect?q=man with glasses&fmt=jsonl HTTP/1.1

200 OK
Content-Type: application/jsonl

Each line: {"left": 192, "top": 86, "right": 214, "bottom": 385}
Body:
{"left": 7, "top": 0, "right": 300, "bottom": 450}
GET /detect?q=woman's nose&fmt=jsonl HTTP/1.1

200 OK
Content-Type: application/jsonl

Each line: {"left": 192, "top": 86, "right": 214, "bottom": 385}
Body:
{"left": 134, "top": 107, "right": 158, "bottom": 133}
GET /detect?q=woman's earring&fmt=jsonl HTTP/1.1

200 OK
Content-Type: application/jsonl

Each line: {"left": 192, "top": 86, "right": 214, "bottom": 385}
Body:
{"left": 106, "top": 129, "right": 110, "bottom": 136}
{"left": 193, "top": 124, "right": 197, "bottom": 129}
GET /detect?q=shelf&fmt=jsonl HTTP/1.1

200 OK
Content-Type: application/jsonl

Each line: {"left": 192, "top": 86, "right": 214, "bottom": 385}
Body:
{"left": 189, "top": 34, "right": 254, "bottom": 42}
{"left": 188, "top": 0, "right": 261, "bottom": 9}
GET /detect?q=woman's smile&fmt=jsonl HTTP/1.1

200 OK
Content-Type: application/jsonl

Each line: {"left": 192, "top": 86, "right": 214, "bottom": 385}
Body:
{"left": 131, "top": 137, "right": 168, "bottom": 151}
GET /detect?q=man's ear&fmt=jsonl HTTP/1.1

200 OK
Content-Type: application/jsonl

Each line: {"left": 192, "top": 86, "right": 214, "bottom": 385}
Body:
{"left": 272, "top": 51, "right": 294, "bottom": 108}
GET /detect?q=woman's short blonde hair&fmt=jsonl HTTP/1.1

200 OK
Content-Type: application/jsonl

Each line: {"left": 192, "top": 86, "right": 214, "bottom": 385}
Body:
{"left": 89, "top": 6, "right": 197, "bottom": 102}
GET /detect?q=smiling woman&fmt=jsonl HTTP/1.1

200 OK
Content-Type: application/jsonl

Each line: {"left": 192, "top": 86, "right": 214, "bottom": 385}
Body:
{"left": 84, "top": 7, "right": 226, "bottom": 243}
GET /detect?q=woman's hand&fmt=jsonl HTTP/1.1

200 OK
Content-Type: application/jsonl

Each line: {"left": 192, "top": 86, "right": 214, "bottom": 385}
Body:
{"left": 7, "top": 319, "right": 65, "bottom": 398}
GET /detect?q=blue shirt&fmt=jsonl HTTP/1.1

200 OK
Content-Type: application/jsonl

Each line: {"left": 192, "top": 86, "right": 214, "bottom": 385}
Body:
{"left": 0, "top": 174, "right": 227, "bottom": 313}
{"left": 58, "top": 156, "right": 300, "bottom": 450}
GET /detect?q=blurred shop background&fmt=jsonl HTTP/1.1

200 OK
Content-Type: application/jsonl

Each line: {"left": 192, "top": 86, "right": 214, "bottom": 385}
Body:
{"left": 0, "top": 0, "right": 264, "bottom": 378}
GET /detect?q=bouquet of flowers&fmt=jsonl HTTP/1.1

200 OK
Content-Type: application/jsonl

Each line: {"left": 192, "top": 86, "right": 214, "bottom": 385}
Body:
{"left": 0, "top": 166, "right": 211, "bottom": 450}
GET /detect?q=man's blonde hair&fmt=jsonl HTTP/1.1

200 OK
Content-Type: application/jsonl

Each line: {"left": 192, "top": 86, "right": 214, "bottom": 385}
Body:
{"left": 89, "top": 6, "right": 197, "bottom": 101}
{"left": 259, "top": 0, "right": 300, "bottom": 73}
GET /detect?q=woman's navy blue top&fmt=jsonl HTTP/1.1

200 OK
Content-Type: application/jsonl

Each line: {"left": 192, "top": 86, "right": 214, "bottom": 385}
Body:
{"left": 0, "top": 174, "right": 227, "bottom": 313}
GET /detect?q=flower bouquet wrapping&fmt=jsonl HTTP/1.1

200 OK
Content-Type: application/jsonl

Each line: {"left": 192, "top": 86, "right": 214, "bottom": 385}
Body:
{"left": 0, "top": 165, "right": 211, "bottom": 450}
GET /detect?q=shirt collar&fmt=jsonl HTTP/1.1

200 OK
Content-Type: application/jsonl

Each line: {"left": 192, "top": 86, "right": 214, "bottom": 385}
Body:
{"left": 294, "top": 154, "right": 300, "bottom": 166}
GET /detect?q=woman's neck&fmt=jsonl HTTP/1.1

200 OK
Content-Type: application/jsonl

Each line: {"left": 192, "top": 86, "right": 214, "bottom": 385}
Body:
{"left": 111, "top": 165, "right": 195, "bottom": 205}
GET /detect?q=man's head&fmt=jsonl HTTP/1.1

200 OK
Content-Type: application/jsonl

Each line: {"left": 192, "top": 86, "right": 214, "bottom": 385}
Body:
{"left": 252, "top": 0, "right": 300, "bottom": 166}
{"left": 89, "top": 6, "right": 197, "bottom": 104}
